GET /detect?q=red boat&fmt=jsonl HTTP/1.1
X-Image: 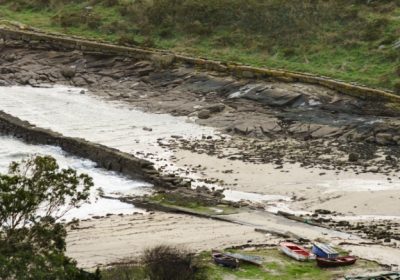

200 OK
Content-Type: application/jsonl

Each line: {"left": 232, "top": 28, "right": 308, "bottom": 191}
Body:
{"left": 279, "top": 242, "right": 315, "bottom": 261}
{"left": 317, "top": 256, "right": 357, "bottom": 268}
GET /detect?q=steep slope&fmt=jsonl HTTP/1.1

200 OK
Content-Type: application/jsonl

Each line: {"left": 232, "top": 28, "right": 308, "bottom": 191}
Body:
{"left": 0, "top": 0, "right": 399, "bottom": 91}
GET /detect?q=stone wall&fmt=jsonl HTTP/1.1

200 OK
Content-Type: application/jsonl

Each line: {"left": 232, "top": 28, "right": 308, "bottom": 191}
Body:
{"left": 0, "top": 24, "right": 399, "bottom": 103}
{"left": 0, "top": 111, "right": 186, "bottom": 189}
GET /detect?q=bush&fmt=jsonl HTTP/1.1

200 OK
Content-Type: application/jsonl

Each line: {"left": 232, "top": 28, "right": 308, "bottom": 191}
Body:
{"left": 142, "top": 245, "right": 204, "bottom": 280}
{"left": 117, "top": 34, "right": 139, "bottom": 46}
{"left": 0, "top": 156, "right": 96, "bottom": 279}
{"left": 394, "top": 80, "right": 400, "bottom": 94}
{"left": 53, "top": 10, "right": 82, "bottom": 28}
{"left": 396, "top": 66, "right": 400, "bottom": 77}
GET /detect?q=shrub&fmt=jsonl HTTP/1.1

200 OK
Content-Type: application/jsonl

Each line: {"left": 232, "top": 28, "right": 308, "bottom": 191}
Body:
{"left": 0, "top": 156, "right": 96, "bottom": 279}
{"left": 117, "top": 34, "right": 139, "bottom": 46}
{"left": 142, "top": 245, "right": 203, "bottom": 280}
{"left": 53, "top": 10, "right": 82, "bottom": 28}
{"left": 396, "top": 66, "right": 400, "bottom": 77}
{"left": 394, "top": 80, "right": 400, "bottom": 94}
{"left": 86, "top": 13, "right": 103, "bottom": 29}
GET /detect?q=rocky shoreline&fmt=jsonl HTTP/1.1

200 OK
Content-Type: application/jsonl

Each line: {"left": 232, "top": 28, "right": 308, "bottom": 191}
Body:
{"left": 1, "top": 29, "right": 400, "bottom": 268}
{"left": 1, "top": 34, "right": 400, "bottom": 207}
{"left": 1, "top": 42, "right": 400, "bottom": 170}
{"left": 0, "top": 111, "right": 225, "bottom": 206}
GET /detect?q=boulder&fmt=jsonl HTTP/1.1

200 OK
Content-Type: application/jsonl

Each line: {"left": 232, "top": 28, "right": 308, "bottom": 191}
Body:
{"left": 60, "top": 67, "right": 76, "bottom": 79}
{"left": 348, "top": 153, "right": 359, "bottom": 162}
{"left": 72, "top": 77, "right": 87, "bottom": 87}
{"left": 242, "top": 87, "right": 305, "bottom": 107}
{"left": 205, "top": 103, "right": 225, "bottom": 113}
{"left": 375, "top": 133, "right": 393, "bottom": 145}
{"left": 197, "top": 109, "right": 211, "bottom": 119}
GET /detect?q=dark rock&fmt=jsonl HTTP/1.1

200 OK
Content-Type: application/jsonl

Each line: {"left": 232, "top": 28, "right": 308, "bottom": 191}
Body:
{"left": 337, "top": 221, "right": 350, "bottom": 227}
{"left": 137, "top": 66, "right": 154, "bottom": 77}
{"left": 375, "top": 133, "right": 393, "bottom": 145}
{"left": 242, "top": 87, "right": 305, "bottom": 107}
{"left": 72, "top": 77, "right": 87, "bottom": 87}
{"left": 205, "top": 103, "right": 225, "bottom": 113}
{"left": 3, "top": 53, "right": 17, "bottom": 62}
{"left": 315, "top": 209, "right": 332, "bottom": 215}
{"left": 348, "top": 152, "right": 359, "bottom": 162}
{"left": 61, "top": 67, "right": 76, "bottom": 79}
{"left": 198, "top": 109, "right": 211, "bottom": 119}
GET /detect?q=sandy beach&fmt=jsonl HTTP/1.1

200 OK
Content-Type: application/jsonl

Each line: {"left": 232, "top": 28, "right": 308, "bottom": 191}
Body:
{"left": 173, "top": 149, "right": 400, "bottom": 216}
{"left": 66, "top": 212, "right": 272, "bottom": 269}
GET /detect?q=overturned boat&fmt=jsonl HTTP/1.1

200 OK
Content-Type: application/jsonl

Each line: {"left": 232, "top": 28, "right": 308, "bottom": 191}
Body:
{"left": 212, "top": 251, "right": 239, "bottom": 268}
{"left": 312, "top": 242, "right": 339, "bottom": 259}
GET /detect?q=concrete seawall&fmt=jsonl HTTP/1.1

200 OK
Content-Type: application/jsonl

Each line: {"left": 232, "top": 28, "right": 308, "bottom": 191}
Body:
{"left": 0, "top": 24, "right": 399, "bottom": 103}
{"left": 0, "top": 110, "right": 186, "bottom": 190}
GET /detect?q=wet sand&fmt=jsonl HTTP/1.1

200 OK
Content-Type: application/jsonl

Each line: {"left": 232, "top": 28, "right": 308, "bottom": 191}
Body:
{"left": 174, "top": 149, "right": 400, "bottom": 216}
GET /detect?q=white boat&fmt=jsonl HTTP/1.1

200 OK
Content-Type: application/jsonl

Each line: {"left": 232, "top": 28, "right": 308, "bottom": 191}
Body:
{"left": 279, "top": 242, "right": 315, "bottom": 261}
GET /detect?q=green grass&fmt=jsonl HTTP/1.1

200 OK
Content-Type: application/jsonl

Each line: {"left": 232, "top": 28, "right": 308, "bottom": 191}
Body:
{"left": 199, "top": 249, "right": 381, "bottom": 280}
{"left": 101, "top": 248, "right": 382, "bottom": 280}
{"left": 101, "top": 265, "right": 146, "bottom": 280}
{"left": 0, "top": 1, "right": 399, "bottom": 92}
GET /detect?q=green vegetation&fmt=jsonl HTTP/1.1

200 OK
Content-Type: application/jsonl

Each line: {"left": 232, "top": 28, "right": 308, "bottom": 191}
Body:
{"left": 0, "top": 0, "right": 399, "bottom": 91}
{"left": 102, "top": 248, "right": 382, "bottom": 280}
{"left": 0, "top": 156, "right": 98, "bottom": 279}
{"left": 102, "top": 245, "right": 206, "bottom": 280}
{"left": 149, "top": 192, "right": 238, "bottom": 215}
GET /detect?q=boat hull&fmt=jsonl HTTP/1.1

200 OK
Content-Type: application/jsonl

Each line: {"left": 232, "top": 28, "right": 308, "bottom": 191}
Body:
{"left": 312, "top": 243, "right": 339, "bottom": 259}
{"left": 212, "top": 252, "right": 239, "bottom": 268}
{"left": 317, "top": 256, "right": 357, "bottom": 268}
{"left": 279, "top": 242, "right": 314, "bottom": 261}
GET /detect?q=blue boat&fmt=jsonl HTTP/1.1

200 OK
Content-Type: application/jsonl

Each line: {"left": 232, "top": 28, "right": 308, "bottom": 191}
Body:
{"left": 311, "top": 242, "right": 339, "bottom": 259}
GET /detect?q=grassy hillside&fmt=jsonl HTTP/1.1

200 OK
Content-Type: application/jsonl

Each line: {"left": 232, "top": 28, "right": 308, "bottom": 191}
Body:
{"left": 0, "top": 0, "right": 399, "bottom": 92}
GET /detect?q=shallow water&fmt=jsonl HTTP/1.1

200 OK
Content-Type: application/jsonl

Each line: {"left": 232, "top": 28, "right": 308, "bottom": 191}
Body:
{"left": 0, "top": 86, "right": 215, "bottom": 170}
{"left": 0, "top": 85, "right": 399, "bottom": 213}
{"left": 0, "top": 136, "right": 151, "bottom": 220}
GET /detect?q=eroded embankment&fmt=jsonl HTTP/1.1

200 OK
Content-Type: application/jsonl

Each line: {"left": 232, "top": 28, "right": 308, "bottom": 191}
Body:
{"left": 0, "top": 23, "right": 399, "bottom": 103}
{"left": 0, "top": 110, "right": 186, "bottom": 190}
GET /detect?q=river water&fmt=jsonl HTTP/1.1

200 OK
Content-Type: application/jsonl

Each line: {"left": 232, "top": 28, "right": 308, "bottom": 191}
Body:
{"left": 0, "top": 85, "right": 399, "bottom": 218}
{"left": 0, "top": 136, "right": 151, "bottom": 220}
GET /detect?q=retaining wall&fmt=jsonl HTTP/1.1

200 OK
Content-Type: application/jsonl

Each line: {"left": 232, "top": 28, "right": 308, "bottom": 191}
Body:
{"left": 0, "top": 111, "right": 185, "bottom": 189}
{"left": 0, "top": 24, "right": 399, "bottom": 103}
